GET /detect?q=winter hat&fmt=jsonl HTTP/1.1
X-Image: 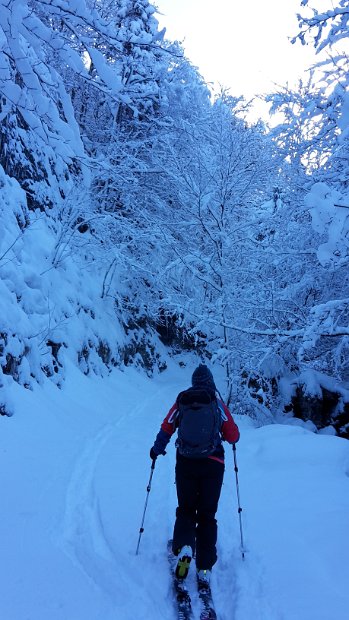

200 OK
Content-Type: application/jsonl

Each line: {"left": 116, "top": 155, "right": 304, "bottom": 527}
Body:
{"left": 191, "top": 364, "right": 216, "bottom": 392}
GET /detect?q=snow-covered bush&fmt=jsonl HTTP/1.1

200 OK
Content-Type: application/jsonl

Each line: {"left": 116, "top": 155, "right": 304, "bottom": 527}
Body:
{"left": 0, "top": 163, "right": 169, "bottom": 389}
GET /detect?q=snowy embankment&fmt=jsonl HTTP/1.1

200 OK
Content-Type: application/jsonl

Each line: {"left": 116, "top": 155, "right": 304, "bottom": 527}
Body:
{"left": 1, "top": 359, "right": 349, "bottom": 620}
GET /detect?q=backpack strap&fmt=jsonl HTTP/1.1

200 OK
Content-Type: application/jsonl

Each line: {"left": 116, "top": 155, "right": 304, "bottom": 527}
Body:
{"left": 217, "top": 400, "right": 228, "bottom": 422}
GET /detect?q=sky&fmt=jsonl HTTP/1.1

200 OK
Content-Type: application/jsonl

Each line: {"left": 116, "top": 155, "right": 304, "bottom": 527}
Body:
{"left": 155, "top": 0, "right": 330, "bottom": 117}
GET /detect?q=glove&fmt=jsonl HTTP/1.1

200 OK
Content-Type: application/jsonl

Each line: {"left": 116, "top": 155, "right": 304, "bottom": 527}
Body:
{"left": 150, "top": 447, "right": 158, "bottom": 461}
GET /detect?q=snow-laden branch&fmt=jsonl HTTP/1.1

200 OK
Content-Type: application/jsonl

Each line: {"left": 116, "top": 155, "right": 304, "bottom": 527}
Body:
{"left": 294, "top": 4, "right": 349, "bottom": 52}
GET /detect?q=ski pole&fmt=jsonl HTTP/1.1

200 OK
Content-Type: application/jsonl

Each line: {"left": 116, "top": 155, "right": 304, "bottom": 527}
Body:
{"left": 233, "top": 444, "right": 245, "bottom": 559}
{"left": 136, "top": 458, "right": 156, "bottom": 555}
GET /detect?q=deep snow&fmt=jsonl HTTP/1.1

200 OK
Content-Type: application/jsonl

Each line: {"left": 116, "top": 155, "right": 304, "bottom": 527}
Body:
{"left": 1, "top": 359, "right": 349, "bottom": 620}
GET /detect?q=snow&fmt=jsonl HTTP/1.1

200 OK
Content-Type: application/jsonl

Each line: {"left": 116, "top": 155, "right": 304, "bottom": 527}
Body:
{"left": 0, "top": 164, "right": 127, "bottom": 387}
{"left": 87, "top": 47, "right": 122, "bottom": 95}
{"left": 1, "top": 359, "right": 349, "bottom": 620}
{"left": 305, "top": 182, "right": 349, "bottom": 267}
{"left": 338, "top": 92, "right": 349, "bottom": 135}
{"left": 1, "top": 3, "right": 349, "bottom": 616}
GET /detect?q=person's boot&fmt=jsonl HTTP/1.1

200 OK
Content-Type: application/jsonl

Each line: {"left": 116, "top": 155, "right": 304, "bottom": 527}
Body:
{"left": 175, "top": 545, "right": 192, "bottom": 579}
{"left": 197, "top": 569, "right": 212, "bottom": 589}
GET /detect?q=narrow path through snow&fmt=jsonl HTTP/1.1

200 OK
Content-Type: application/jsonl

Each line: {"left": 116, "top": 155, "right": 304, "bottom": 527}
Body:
{"left": 58, "top": 369, "right": 288, "bottom": 620}
{"left": 59, "top": 377, "right": 179, "bottom": 619}
{"left": 3, "top": 363, "right": 349, "bottom": 620}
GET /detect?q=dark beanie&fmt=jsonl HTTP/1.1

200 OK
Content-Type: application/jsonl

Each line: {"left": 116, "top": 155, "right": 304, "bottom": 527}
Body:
{"left": 191, "top": 364, "right": 216, "bottom": 392}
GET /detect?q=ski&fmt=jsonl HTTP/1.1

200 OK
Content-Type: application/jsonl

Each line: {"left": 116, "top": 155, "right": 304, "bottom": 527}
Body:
{"left": 197, "top": 578, "right": 217, "bottom": 620}
{"left": 167, "top": 540, "right": 194, "bottom": 620}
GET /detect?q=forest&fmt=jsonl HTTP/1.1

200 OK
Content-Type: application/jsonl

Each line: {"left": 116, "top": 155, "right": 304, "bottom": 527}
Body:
{"left": 1, "top": 0, "right": 349, "bottom": 435}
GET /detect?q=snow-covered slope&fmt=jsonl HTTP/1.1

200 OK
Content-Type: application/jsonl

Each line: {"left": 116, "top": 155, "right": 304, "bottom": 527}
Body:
{"left": 0, "top": 165, "right": 125, "bottom": 393}
{"left": 1, "top": 359, "right": 349, "bottom": 620}
{"left": 0, "top": 164, "right": 166, "bottom": 407}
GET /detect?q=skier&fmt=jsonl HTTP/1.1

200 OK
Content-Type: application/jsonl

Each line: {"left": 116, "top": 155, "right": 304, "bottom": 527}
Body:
{"left": 150, "top": 364, "right": 240, "bottom": 586}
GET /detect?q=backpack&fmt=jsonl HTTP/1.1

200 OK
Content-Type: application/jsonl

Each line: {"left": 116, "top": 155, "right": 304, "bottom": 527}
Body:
{"left": 175, "top": 389, "right": 222, "bottom": 459}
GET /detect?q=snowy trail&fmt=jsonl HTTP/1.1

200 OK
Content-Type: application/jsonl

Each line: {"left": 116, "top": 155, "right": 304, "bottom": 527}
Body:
{"left": 58, "top": 368, "right": 286, "bottom": 620}
{"left": 58, "top": 375, "right": 181, "bottom": 619}
{"left": 60, "top": 423, "right": 117, "bottom": 589}
{"left": 215, "top": 434, "right": 286, "bottom": 620}
{"left": 2, "top": 362, "right": 349, "bottom": 620}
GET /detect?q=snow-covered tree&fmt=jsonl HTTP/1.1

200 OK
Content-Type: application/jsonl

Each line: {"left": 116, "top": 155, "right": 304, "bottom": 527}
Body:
{"left": 279, "top": 1, "right": 349, "bottom": 383}
{"left": 139, "top": 91, "right": 287, "bottom": 404}
{"left": 291, "top": 1, "right": 349, "bottom": 183}
{"left": 0, "top": 0, "right": 168, "bottom": 210}
{"left": 266, "top": 76, "right": 337, "bottom": 174}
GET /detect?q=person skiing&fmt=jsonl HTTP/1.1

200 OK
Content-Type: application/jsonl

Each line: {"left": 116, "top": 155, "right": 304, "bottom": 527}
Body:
{"left": 150, "top": 364, "right": 240, "bottom": 586}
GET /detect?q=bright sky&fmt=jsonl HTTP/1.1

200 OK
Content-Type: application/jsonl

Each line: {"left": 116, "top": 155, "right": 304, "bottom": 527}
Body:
{"left": 155, "top": 0, "right": 329, "bottom": 118}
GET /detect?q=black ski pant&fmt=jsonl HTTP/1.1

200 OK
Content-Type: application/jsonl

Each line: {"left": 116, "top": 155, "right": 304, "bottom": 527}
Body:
{"left": 172, "top": 454, "right": 224, "bottom": 571}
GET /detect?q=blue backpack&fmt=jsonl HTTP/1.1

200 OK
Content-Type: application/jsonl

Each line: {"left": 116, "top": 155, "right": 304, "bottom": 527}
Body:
{"left": 176, "top": 389, "right": 222, "bottom": 458}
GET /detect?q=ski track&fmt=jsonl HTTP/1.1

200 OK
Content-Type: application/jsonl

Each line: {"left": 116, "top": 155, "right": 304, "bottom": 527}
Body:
{"left": 234, "top": 554, "right": 285, "bottom": 620}
{"left": 59, "top": 383, "right": 176, "bottom": 619}
{"left": 58, "top": 381, "right": 287, "bottom": 620}
{"left": 215, "top": 545, "right": 285, "bottom": 620}
{"left": 214, "top": 452, "right": 286, "bottom": 620}
{"left": 59, "top": 424, "right": 119, "bottom": 594}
